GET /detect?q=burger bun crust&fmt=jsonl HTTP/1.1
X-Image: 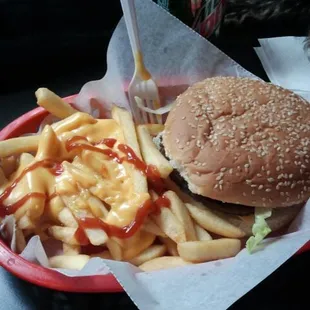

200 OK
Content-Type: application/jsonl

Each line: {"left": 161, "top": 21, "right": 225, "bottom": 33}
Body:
{"left": 163, "top": 77, "right": 310, "bottom": 208}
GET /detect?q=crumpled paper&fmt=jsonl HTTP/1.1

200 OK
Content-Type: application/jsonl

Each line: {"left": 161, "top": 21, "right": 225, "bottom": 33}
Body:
{"left": 254, "top": 36, "right": 310, "bottom": 102}
{"left": 1, "top": 0, "right": 310, "bottom": 309}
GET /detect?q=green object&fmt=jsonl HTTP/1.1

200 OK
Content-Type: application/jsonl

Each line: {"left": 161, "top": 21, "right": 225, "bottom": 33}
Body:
{"left": 246, "top": 208, "right": 272, "bottom": 253}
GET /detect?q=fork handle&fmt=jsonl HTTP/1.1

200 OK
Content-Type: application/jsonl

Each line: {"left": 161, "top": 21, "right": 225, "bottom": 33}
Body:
{"left": 120, "top": 0, "right": 142, "bottom": 55}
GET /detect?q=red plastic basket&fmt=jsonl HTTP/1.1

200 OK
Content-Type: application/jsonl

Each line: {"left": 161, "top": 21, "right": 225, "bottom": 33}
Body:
{"left": 0, "top": 95, "right": 309, "bottom": 292}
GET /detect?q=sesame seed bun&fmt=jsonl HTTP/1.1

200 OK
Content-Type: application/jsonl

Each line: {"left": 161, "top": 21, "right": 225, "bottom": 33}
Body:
{"left": 163, "top": 77, "right": 310, "bottom": 209}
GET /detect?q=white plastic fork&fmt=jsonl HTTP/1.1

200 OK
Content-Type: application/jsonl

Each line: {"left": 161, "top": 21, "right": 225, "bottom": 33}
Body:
{"left": 120, "top": 0, "right": 162, "bottom": 124}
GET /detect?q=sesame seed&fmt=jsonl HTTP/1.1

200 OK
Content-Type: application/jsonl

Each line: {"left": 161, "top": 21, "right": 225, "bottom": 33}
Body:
{"left": 265, "top": 188, "right": 272, "bottom": 192}
{"left": 258, "top": 185, "right": 264, "bottom": 190}
{"left": 219, "top": 180, "right": 224, "bottom": 185}
{"left": 268, "top": 178, "right": 275, "bottom": 183}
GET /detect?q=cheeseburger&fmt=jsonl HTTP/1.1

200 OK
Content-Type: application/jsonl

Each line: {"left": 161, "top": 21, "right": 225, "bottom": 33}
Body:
{"left": 159, "top": 77, "right": 310, "bottom": 250}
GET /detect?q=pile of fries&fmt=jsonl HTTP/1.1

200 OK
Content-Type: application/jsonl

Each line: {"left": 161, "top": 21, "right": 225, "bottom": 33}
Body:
{"left": 0, "top": 88, "right": 244, "bottom": 272}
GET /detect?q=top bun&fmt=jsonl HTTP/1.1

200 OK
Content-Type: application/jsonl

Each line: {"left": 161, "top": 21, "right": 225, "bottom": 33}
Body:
{"left": 163, "top": 77, "right": 310, "bottom": 208}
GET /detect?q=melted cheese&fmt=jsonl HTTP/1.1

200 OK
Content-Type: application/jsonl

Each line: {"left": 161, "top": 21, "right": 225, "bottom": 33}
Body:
{"left": 0, "top": 117, "right": 151, "bottom": 248}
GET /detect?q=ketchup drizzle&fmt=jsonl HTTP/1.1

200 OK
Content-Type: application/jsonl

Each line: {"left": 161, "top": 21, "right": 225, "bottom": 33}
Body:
{"left": 0, "top": 135, "right": 170, "bottom": 243}
{"left": 0, "top": 192, "right": 46, "bottom": 217}
{"left": 97, "top": 138, "right": 117, "bottom": 148}
{"left": 0, "top": 159, "right": 62, "bottom": 203}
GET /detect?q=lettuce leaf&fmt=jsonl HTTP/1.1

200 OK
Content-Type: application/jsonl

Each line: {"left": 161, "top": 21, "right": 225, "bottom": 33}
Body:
{"left": 246, "top": 207, "right": 272, "bottom": 253}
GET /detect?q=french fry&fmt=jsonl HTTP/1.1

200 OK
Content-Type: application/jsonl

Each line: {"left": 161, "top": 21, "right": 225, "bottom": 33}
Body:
{"left": 151, "top": 207, "right": 186, "bottom": 243}
{"left": 164, "top": 191, "right": 197, "bottom": 241}
{"left": 55, "top": 179, "right": 78, "bottom": 196}
{"left": 35, "top": 125, "right": 62, "bottom": 161}
{"left": 106, "top": 239, "right": 123, "bottom": 261}
{"left": 17, "top": 215, "right": 35, "bottom": 230}
{"left": 185, "top": 203, "right": 246, "bottom": 238}
{"left": 1, "top": 155, "right": 17, "bottom": 178}
{"left": 177, "top": 239, "right": 241, "bottom": 263}
{"left": 0, "top": 167, "right": 7, "bottom": 186}
{"left": 129, "top": 244, "right": 167, "bottom": 266}
{"left": 0, "top": 136, "right": 40, "bottom": 158}
{"left": 85, "top": 228, "right": 108, "bottom": 246}
{"left": 194, "top": 223, "right": 212, "bottom": 241}
{"left": 0, "top": 113, "right": 94, "bottom": 159}
{"left": 49, "top": 255, "right": 90, "bottom": 270}
{"left": 35, "top": 88, "right": 78, "bottom": 119}
{"left": 122, "top": 232, "right": 156, "bottom": 261}
{"left": 137, "top": 125, "right": 173, "bottom": 178}
{"left": 141, "top": 124, "right": 165, "bottom": 136}
{"left": 111, "top": 106, "right": 141, "bottom": 158}
{"left": 62, "top": 161, "right": 97, "bottom": 188}
{"left": 139, "top": 256, "right": 192, "bottom": 272}
{"left": 52, "top": 112, "right": 96, "bottom": 135}
{"left": 15, "top": 228, "right": 26, "bottom": 253}
{"left": 60, "top": 195, "right": 108, "bottom": 246}
{"left": 57, "top": 208, "right": 78, "bottom": 227}
{"left": 47, "top": 196, "right": 66, "bottom": 221}
{"left": 87, "top": 196, "right": 109, "bottom": 218}
{"left": 48, "top": 226, "right": 80, "bottom": 245}
{"left": 92, "top": 250, "right": 112, "bottom": 260}
{"left": 142, "top": 218, "right": 166, "bottom": 237}
{"left": 10, "top": 153, "right": 46, "bottom": 221}
{"left": 111, "top": 106, "right": 148, "bottom": 194}
{"left": 63, "top": 243, "right": 81, "bottom": 255}
{"left": 159, "top": 237, "right": 179, "bottom": 256}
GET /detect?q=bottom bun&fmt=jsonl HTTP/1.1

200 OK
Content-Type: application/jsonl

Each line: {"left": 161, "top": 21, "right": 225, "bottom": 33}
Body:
{"left": 212, "top": 204, "right": 303, "bottom": 236}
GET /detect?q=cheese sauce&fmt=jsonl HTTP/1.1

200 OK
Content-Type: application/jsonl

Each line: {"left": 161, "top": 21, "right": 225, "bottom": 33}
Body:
{"left": 0, "top": 116, "right": 169, "bottom": 249}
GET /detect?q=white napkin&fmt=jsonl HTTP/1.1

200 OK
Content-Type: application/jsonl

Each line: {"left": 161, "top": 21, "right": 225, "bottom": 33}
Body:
{"left": 254, "top": 37, "right": 310, "bottom": 101}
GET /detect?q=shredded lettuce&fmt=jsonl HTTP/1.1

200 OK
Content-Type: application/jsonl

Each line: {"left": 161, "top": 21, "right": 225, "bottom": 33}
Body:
{"left": 246, "top": 207, "right": 272, "bottom": 253}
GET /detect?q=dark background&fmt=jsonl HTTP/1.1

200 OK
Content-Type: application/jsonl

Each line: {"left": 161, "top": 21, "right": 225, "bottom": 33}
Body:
{"left": 0, "top": 0, "right": 310, "bottom": 309}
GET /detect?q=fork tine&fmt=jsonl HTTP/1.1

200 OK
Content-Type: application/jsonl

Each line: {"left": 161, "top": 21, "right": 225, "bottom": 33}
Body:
{"left": 134, "top": 96, "right": 148, "bottom": 124}
{"left": 154, "top": 100, "right": 163, "bottom": 124}
{"left": 128, "top": 93, "right": 141, "bottom": 124}
{"left": 141, "top": 81, "right": 156, "bottom": 124}
{"left": 140, "top": 106, "right": 149, "bottom": 124}
{"left": 145, "top": 99, "right": 156, "bottom": 124}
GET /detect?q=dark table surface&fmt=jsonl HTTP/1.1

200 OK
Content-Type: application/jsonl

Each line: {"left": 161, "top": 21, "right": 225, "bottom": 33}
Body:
{"left": 1, "top": 1, "right": 310, "bottom": 309}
